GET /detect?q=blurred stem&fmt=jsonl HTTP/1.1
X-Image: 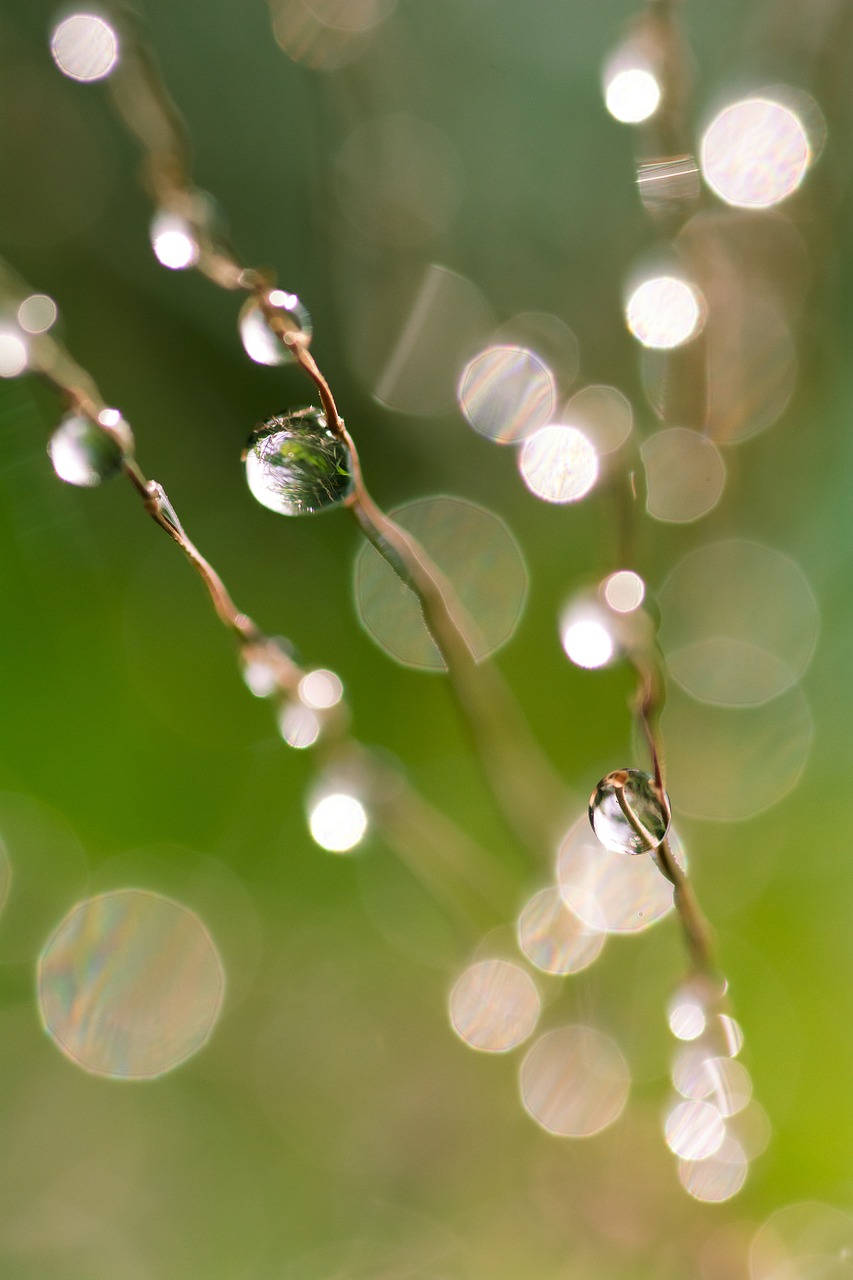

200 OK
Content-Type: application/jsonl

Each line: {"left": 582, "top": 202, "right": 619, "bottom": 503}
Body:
{"left": 628, "top": 647, "right": 717, "bottom": 978}
{"left": 288, "top": 335, "right": 572, "bottom": 865}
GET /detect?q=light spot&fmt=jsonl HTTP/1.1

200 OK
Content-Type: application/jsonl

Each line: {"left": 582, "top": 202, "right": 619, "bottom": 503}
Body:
{"left": 50, "top": 13, "right": 119, "bottom": 82}
{"left": 517, "top": 887, "right": 605, "bottom": 976}
{"left": 521, "top": 1024, "right": 630, "bottom": 1136}
{"left": 459, "top": 345, "right": 557, "bottom": 444}
{"left": 642, "top": 427, "right": 725, "bottom": 524}
{"left": 17, "top": 294, "right": 57, "bottom": 334}
{"left": 150, "top": 212, "right": 199, "bottom": 270}
{"left": 701, "top": 96, "right": 811, "bottom": 208}
{"left": 354, "top": 496, "right": 527, "bottom": 670}
{"left": 560, "top": 614, "right": 615, "bottom": 670}
{"left": 603, "top": 570, "right": 645, "bottom": 613}
{"left": 0, "top": 331, "right": 28, "bottom": 378}
{"left": 664, "top": 1098, "right": 726, "bottom": 1160}
{"left": 309, "top": 793, "right": 368, "bottom": 853}
{"left": 564, "top": 384, "right": 633, "bottom": 455}
{"left": 626, "top": 276, "right": 705, "bottom": 349}
{"left": 37, "top": 889, "right": 225, "bottom": 1079}
{"left": 605, "top": 67, "right": 661, "bottom": 125}
{"left": 449, "top": 958, "right": 540, "bottom": 1053}
{"left": 658, "top": 539, "right": 819, "bottom": 707}
{"left": 299, "top": 668, "right": 343, "bottom": 709}
{"left": 278, "top": 702, "right": 321, "bottom": 749}
{"left": 519, "top": 425, "right": 598, "bottom": 503}
{"left": 558, "top": 814, "right": 683, "bottom": 935}
{"left": 679, "top": 1137, "right": 748, "bottom": 1203}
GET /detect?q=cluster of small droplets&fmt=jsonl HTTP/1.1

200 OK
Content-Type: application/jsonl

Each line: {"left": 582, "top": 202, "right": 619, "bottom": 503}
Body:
{"left": 244, "top": 408, "right": 355, "bottom": 516}
{"left": 664, "top": 976, "right": 756, "bottom": 1202}
{"left": 239, "top": 291, "right": 312, "bottom": 366}
{"left": 589, "top": 768, "right": 670, "bottom": 856}
{"left": 48, "top": 409, "right": 132, "bottom": 487}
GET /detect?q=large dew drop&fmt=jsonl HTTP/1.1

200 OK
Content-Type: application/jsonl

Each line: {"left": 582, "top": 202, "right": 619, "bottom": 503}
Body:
{"left": 589, "top": 768, "right": 670, "bottom": 855}
{"left": 48, "top": 413, "right": 126, "bottom": 487}
{"left": 244, "top": 408, "right": 355, "bottom": 516}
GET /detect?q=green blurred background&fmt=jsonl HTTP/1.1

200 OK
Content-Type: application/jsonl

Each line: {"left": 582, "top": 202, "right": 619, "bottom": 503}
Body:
{"left": 0, "top": 0, "right": 851, "bottom": 1275}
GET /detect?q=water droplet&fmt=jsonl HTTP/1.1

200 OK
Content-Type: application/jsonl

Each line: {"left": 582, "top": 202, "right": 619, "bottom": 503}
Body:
{"left": 244, "top": 408, "right": 354, "bottom": 516}
{"left": 150, "top": 211, "right": 199, "bottom": 270}
{"left": 48, "top": 413, "right": 126, "bottom": 487}
{"left": 589, "top": 769, "right": 670, "bottom": 855}
{"left": 239, "top": 293, "right": 312, "bottom": 366}
{"left": 299, "top": 668, "right": 343, "bottom": 709}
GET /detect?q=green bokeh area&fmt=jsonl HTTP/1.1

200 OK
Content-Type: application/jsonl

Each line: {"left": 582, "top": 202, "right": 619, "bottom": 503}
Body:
{"left": 0, "top": 0, "right": 851, "bottom": 1275}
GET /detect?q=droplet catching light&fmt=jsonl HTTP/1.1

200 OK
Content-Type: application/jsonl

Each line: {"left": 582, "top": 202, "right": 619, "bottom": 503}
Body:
{"left": 626, "top": 276, "right": 705, "bottom": 349}
{"left": 239, "top": 294, "right": 312, "bottom": 366}
{"left": 560, "top": 603, "right": 615, "bottom": 670}
{"left": 519, "top": 425, "right": 598, "bottom": 503}
{"left": 48, "top": 413, "right": 126, "bottom": 487}
{"left": 245, "top": 408, "right": 355, "bottom": 516}
{"left": 665, "top": 1098, "right": 726, "bottom": 1161}
{"left": 604, "top": 65, "right": 662, "bottom": 125}
{"left": 309, "top": 792, "right": 368, "bottom": 852}
{"left": 150, "top": 211, "right": 200, "bottom": 270}
{"left": 589, "top": 769, "right": 670, "bottom": 856}
{"left": 50, "top": 13, "right": 119, "bottom": 82}
{"left": 701, "top": 96, "right": 812, "bottom": 208}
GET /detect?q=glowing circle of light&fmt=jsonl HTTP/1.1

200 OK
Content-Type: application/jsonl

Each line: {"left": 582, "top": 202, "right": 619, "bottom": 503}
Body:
{"left": 309, "top": 793, "right": 368, "bottom": 852}
{"left": 449, "top": 958, "right": 540, "bottom": 1053}
{"left": 519, "top": 425, "right": 598, "bottom": 503}
{"left": 37, "top": 888, "right": 225, "bottom": 1079}
{"left": 605, "top": 67, "right": 662, "bottom": 124}
{"left": 603, "top": 570, "right": 645, "bottom": 613}
{"left": 458, "top": 345, "right": 557, "bottom": 444}
{"left": 561, "top": 616, "right": 615, "bottom": 670}
{"left": 278, "top": 702, "right": 321, "bottom": 749}
{"left": 50, "top": 13, "right": 120, "bottom": 81}
{"left": 17, "top": 294, "right": 58, "bottom": 334}
{"left": 626, "top": 276, "right": 704, "bottom": 349}
{"left": 150, "top": 212, "right": 199, "bottom": 270}
{"left": 665, "top": 1098, "right": 726, "bottom": 1161}
{"left": 299, "top": 668, "right": 344, "bottom": 709}
{"left": 520, "top": 1024, "right": 630, "bottom": 1137}
{"left": 517, "top": 887, "right": 605, "bottom": 976}
{"left": 701, "top": 97, "right": 811, "bottom": 208}
{"left": 0, "top": 331, "right": 28, "bottom": 378}
{"left": 679, "top": 1137, "right": 749, "bottom": 1203}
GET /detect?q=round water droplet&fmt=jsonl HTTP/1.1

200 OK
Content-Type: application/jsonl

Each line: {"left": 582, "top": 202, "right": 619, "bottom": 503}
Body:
{"left": 239, "top": 293, "right": 312, "bottom": 366}
{"left": 48, "top": 413, "right": 126, "bottom": 487}
{"left": 244, "top": 408, "right": 355, "bottom": 516}
{"left": 589, "top": 769, "right": 670, "bottom": 855}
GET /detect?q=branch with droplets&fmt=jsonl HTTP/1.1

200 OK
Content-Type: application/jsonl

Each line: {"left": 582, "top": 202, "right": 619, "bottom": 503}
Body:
{"left": 8, "top": 286, "right": 513, "bottom": 934}
{"left": 95, "top": 3, "right": 573, "bottom": 864}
